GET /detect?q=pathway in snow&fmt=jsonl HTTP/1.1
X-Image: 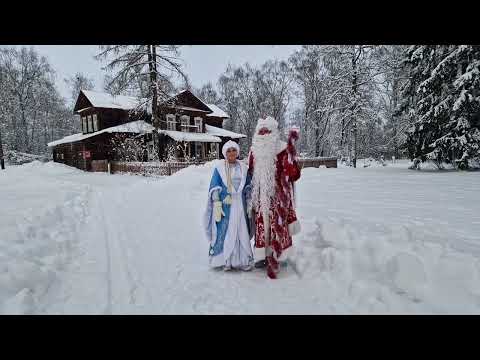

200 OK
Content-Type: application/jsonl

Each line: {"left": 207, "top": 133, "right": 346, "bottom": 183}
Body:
{"left": 2, "top": 161, "right": 480, "bottom": 314}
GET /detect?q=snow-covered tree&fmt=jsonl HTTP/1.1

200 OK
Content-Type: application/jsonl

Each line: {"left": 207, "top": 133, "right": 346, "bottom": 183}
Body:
{"left": 290, "top": 45, "right": 382, "bottom": 163}
{"left": 402, "top": 45, "right": 480, "bottom": 169}
{"left": 0, "top": 46, "right": 76, "bottom": 156}
{"left": 290, "top": 46, "right": 336, "bottom": 157}
{"left": 373, "top": 45, "right": 409, "bottom": 159}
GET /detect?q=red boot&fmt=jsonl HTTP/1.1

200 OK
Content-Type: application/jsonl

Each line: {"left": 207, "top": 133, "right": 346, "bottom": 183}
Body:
{"left": 267, "top": 266, "right": 277, "bottom": 279}
{"left": 266, "top": 255, "right": 279, "bottom": 279}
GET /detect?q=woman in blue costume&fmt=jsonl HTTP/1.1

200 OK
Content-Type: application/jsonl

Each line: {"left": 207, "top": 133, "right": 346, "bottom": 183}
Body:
{"left": 204, "top": 140, "right": 254, "bottom": 271}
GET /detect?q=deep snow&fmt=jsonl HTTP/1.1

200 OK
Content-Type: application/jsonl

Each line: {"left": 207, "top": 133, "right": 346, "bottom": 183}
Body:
{"left": 1, "top": 160, "right": 479, "bottom": 314}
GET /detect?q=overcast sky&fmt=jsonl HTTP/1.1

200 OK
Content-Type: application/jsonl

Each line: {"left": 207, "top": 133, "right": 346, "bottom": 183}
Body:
{"left": 19, "top": 45, "right": 301, "bottom": 101}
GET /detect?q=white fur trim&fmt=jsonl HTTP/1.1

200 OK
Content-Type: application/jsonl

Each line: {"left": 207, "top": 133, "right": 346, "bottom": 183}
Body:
{"left": 222, "top": 140, "right": 240, "bottom": 159}
{"left": 213, "top": 159, "right": 247, "bottom": 195}
{"left": 288, "top": 220, "right": 301, "bottom": 236}
{"left": 255, "top": 116, "right": 279, "bottom": 134}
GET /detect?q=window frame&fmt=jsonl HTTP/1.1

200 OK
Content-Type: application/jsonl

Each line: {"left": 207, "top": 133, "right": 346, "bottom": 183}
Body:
{"left": 194, "top": 117, "right": 203, "bottom": 133}
{"left": 92, "top": 114, "right": 99, "bottom": 132}
{"left": 166, "top": 114, "right": 176, "bottom": 131}
{"left": 180, "top": 115, "right": 190, "bottom": 132}
{"left": 82, "top": 116, "right": 87, "bottom": 133}
{"left": 87, "top": 115, "right": 93, "bottom": 133}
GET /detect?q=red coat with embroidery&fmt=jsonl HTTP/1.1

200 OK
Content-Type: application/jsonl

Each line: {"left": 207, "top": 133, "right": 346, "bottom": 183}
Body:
{"left": 248, "top": 142, "right": 301, "bottom": 258}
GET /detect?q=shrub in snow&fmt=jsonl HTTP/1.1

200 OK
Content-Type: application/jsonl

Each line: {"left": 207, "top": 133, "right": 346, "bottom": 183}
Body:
{"left": 5, "top": 150, "right": 48, "bottom": 165}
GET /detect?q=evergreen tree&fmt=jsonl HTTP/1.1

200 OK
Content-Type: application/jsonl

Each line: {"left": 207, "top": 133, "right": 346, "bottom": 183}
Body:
{"left": 402, "top": 45, "right": 480, "bottom": 169}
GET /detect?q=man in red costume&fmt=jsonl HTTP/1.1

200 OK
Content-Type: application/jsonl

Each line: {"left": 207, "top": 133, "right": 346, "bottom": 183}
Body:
{"left": 247, "top": 117, "right": 301, "bottom": 279}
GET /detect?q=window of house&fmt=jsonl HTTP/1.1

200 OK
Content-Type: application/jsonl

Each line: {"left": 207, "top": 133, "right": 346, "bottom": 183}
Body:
{"left": 180, "top": 115, "right": 190, "bottom": 132}
{"left": 87, "top": 115, "right": 93, "bottom": 133}
{"left": 166, "top": 114, "right": 176, "bottom": 131}
{"left": 82, "top": 116, "right": 87, "bottom": 133}
{"left": 194, "top": 117, "right": 203, "bottom": 133}
{"left": 210, "top": 143, "right": 218, "bottom": 158}
{"left": 92, "top": 114, "right": 99, "bottom": 132}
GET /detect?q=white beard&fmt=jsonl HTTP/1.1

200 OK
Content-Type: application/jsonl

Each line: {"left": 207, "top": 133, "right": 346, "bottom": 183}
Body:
{"left": 251, "top": 129, "right": 280, "bottom": 217}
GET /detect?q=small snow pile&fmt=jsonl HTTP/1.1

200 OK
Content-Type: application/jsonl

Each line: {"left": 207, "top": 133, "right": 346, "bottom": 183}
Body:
{"left": 4, "top": 150, "right": 49, "bottom": 165}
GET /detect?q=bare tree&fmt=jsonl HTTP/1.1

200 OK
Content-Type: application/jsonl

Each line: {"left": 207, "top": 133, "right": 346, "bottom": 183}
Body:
{"left": 96, "top": 45, "right": 189, "bottom": 161}
{"left": 195, "top": 82, "right": 222, "bottom": 105}
{"left": 64, "top": 72, "right": 95, "bottom": 108}
{"left": 219, "top": 61, "right": 293, "bottom": 154}
{"left": 95, "top": 45, "right": 189, "bottom": 128}
{"left": 0, "top": 46, "right": 75, "bottom": 156}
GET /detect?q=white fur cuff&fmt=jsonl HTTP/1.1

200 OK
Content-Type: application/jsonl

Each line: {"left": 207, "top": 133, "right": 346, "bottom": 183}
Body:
{"left": 288, "top": 220, "right": 301, "bottom": 236}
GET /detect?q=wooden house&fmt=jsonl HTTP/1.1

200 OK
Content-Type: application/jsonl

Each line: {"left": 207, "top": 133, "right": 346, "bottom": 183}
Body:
{"left": 48, "top": 89, "right": 245, "bottom": 171}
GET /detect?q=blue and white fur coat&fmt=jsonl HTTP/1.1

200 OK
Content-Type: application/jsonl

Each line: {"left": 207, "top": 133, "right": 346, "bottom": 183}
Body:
{"left": 203, "top": 159, "right": 254, "bottom": 268}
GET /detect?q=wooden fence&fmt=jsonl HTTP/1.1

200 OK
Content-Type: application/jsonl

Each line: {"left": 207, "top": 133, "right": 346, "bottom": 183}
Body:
{"left": 90, "top": 156, "right": 338, "bottom": 177}
{"left": 298, "top": 157, "right": 338, "bottom": 168}
{"left": 98, "top": 160, "right": 204, "bottom": 176}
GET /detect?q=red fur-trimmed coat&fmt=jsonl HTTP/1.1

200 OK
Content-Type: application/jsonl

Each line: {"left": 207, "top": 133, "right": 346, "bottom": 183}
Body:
{"left": 247, "top": 139, "right": 301, "bottom": 259}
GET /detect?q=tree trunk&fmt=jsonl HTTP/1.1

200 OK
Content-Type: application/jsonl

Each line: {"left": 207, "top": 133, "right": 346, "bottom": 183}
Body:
{"left": 314, "top": 116, "right": 320, "bottom": 157}
{"left": 392, "top": 77, "right": 399, "bottom": 159}
{"left": 0, "top": 127, "right": 5, "bottom": 170}
{"left": 148, "top": 45, "right": 160, "bottom": 161}
{"left": 149, "top": 45, "right": 159, "bottom": 128}
{"left": 351, "top": 48, "right": 358, "bottom": 168}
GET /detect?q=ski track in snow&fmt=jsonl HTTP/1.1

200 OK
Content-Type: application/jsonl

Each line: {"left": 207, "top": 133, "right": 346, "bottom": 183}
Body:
{"left": 1, "top": 160, "right": 480, "bottom": 314}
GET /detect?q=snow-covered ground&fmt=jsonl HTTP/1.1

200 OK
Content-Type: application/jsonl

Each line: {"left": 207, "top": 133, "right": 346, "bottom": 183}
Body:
{"left": 1, "top": 160, "right": 479, "bottom": 314}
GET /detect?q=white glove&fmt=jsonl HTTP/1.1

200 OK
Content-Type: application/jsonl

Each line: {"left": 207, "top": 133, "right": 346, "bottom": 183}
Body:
{"left": 214, "top": 201, "right": 225, "bottom": 222}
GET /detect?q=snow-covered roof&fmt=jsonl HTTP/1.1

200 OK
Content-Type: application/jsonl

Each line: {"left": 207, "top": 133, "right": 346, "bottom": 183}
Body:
{"left": 81, "top": 90, "right": 141, "bottom": 111}
{"left": 158, "top": 130, "right": 221, "bottom": 143}
{"left": 206, "top": 104, "right": 229, "bottom": 118}
{"left": 47, "top": 121, "right": 155, "bottom": 147}
{"left": 205, "top": 124, "right": 246, "bottom": 139}
{"left": 48, "top": 133, "right": 86, "bottom": 147}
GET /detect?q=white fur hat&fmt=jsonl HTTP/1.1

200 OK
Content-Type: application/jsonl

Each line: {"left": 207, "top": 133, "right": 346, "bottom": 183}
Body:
{"left": 222, "top": 140, "right": 240, "bottom": 159}
{"left": 255, "top": 116, "right": 278, "bottom": 134}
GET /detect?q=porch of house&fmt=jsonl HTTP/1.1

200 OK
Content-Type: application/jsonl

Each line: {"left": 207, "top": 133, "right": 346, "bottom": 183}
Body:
{"left": 157, "top": 130, "right": 222, "bottom": 162}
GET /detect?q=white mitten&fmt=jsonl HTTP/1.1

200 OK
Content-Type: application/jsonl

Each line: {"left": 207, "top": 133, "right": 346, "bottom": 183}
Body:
{"left": 214, "top": 201, "right": 225, "bottom": 222}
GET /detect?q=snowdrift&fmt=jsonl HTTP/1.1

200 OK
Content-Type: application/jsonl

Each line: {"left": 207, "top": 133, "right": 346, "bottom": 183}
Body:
{"left": 1, "top": 160, "right": 479, "bottom": 314}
